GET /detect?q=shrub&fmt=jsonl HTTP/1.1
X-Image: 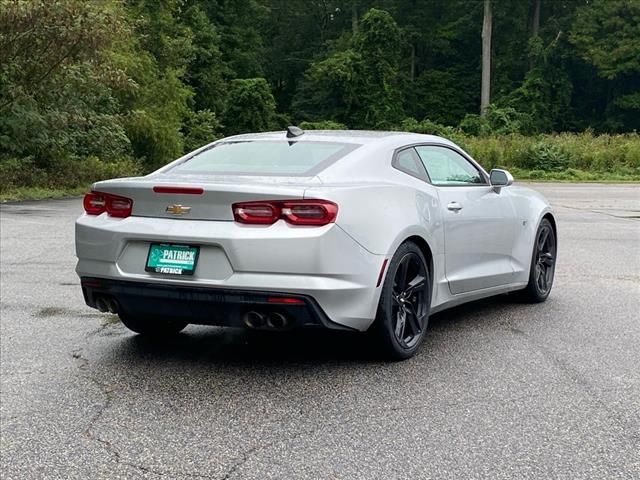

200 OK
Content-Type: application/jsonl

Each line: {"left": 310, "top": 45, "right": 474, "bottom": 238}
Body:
{"left": 223, "top": 78, "right": 277, "bottom": 135}
{"left": 0, "top": 155, "right": 141, "bottom": 195}
{"left": 522, "top": 142, "right": 569, "bottom": 171}
{"left": 299, "top": 120, "right": 347, "bottom": 130}
{"left": 182, "top": 109, "right": 223, "bottom": 152}
{"left": 441, "top": 132, "right": 640, "bottom": 178}
{"left": 459, "top": 106, "right": 534, "bottom": 136}
{"left": 125, "top": 110, "right": 184, "bottom": 170}
{"left": 398, "top": 118, "right": 460, "bottom": 138}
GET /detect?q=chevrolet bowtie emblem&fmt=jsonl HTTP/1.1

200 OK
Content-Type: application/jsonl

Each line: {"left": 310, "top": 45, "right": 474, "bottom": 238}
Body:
{"left": 166, "top": 204, "right": 191, "bottom": 215}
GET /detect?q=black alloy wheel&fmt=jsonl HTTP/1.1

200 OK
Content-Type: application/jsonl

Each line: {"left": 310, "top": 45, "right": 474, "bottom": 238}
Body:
{"left": 373, "top": 242, "right": 431, "bottom": 360}
{"left": 521, "top": 218, "right": 557, "bottom": 303}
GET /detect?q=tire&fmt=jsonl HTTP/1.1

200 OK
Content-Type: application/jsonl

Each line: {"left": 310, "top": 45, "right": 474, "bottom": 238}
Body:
{"left": 372, "top": 242, "right": 431, "bottom": 360}
{"left": 520, "top": 218, "right": 557, "bottom": 303}
{"left": 118, "top": 313, "right": 188, "bottom": 336}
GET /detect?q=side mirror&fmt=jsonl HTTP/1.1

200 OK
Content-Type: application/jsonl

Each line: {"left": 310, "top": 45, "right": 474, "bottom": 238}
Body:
{"left": 490, "top": 169, "right": 513, "bottom": 192}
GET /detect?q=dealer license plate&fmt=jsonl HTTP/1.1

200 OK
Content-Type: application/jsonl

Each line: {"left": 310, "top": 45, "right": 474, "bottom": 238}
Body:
{"left": 145, "top": 243, "right": 199, "bottom": 276}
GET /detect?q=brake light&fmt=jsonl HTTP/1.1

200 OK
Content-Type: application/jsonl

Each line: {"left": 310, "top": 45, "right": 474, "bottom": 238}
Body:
{"left": 281, "top": 200, "right": 338, "bottom": 226}
{"left": 83, "top": 192, "right": 133, "bottom": 218}
{"left": 153, "top": 186, "right": 204, "bottom": 195}
{"left": 83, "top": 192, "right": 106, "bottom": 215}
{"left": 106, "top": 194, "right": 133, "bottom": 217}
{"left": 267, "top": 296, "right": 305, "bottom": 305}
{"left": 232, "top": 200, "right": 337, "bottom": 226}
{"left": 233, "top": 202, "right": 280, "bottom": 224}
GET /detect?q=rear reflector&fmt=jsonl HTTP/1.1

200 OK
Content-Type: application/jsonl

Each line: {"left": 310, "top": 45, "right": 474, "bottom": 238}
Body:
{"left": 83, "top": 192, "right": 133, "bottom": 218}
{"left": 81, "top": 278, "right": 103, "bottom": 288}
{"left": 376, "top": 259, "right": 389, "bottom": 287}
{"left": 267, "top": 296, "right": 305, "bottom": 305}
{"left": 153, "top": 186, "right": 204, "bottom": 195}
{"left": 233, "top": 199, "right": 338, "bottom": 226}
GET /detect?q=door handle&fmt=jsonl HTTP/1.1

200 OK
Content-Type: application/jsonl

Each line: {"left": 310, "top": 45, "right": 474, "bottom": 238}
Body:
{"left": 447, "top": 202, "right": 463, "bottom": 212}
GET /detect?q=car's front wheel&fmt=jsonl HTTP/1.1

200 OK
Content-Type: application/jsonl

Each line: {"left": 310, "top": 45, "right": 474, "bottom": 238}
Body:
{"left": 118, "top": 313, "right": 188, "bottom": 336}
{"left": 372, "top": 242, "right": 431, "bottom": 360}
{"left": 520, "top": 218, "right": 557, "bottom": 303}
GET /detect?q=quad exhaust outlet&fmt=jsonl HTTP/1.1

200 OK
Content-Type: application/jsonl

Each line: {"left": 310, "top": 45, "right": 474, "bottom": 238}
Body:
{"left": 95, "top": 296, "right": 119, "bottom": 314}
{"left": 243, "top": 311, "right": 290, "bottom": 330}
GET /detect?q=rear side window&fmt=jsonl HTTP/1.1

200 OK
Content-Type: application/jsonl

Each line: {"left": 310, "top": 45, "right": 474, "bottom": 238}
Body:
{"left": 168, "top": 141, "right": 360, "bottom": 176}
{"left": 392, "top": 147, "right": 429, "bottom": 182}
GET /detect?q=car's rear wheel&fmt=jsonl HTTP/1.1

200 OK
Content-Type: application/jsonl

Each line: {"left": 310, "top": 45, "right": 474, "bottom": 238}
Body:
{"left": 118, "top": 313, "right": 188, "bottom": 336}
{"left": 520, "top": 218, "right": 556, "bottom": 303}
{"left": 372, "top": 242, "right": 431, "bottom": 360}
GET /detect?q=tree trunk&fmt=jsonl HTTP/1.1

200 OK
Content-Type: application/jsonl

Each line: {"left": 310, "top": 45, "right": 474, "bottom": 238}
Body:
{"left": 481, "top": 0, "right": 492, "bottom": 116}
{"left": 351, "top": 1, "right": 358, "bottom": 34}
{"left": 531, "top": 0, "right": 541, "bottom": 37}
{"left": 529, "top": 0, "right": 541, "bottom": 69}
{"left": 410, "top": 43, "right": 416, "bottom": 82}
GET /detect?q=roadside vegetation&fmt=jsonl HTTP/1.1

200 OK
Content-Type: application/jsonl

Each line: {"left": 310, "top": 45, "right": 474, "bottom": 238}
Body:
{"left": 1, "top": 0, "right": 639, "bottom": 201}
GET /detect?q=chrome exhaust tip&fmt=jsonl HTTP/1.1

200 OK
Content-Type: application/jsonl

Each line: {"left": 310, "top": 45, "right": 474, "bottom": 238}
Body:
{"left": 244, "top": 311, "right": 265, "bottom": 329}
{"left": 266, "top": 312, "right": 288, "bottom": 330}
{"left": 95, "top": 297, "right": 109, "bottom": 313}
{"left": 105, "top": 298, "right": 119, "bottom": 314}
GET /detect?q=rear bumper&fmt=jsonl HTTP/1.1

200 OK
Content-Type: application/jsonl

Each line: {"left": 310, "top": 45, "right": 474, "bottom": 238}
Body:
{"left": 76, "top": 214, "right": 386, "bottom": 331}
{"left": 81, "top": 277, "right": 352, "bottom": 330}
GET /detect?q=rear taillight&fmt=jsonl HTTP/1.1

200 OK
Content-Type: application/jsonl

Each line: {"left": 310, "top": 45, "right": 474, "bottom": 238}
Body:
{"left": 281, "top": 201, "right": 338, "bottom": 225}
{"left": 83, "top": 192, "right": 107, "bottom": 215}
{"left": 83, "top": 192, "right": 133, "bottom": 218}
{"left": 232, "top": 202, "right": 280, "bottom": 224}
{"left": 106, "top": 194, "right": 133, "bottom": 218}
{"left": 232, "top": 199, "right": 338, "bottom": 226}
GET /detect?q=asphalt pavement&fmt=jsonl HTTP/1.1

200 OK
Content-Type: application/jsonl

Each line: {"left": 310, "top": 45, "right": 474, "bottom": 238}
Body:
{"left": 1, "top": 183, "right": 639, "bottom": 479}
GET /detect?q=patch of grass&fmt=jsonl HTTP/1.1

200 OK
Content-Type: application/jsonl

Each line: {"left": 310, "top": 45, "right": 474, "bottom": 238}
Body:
{"left": 458, "top": 132, "right": 640, "bottom": 179}
{"left": 510, "top": 167, "right": 640, "bottom": 183}
{"left": 0, "top": 186, "right": 89, "bottom": 202}
{"left": 0, "top": 155, "right": 141, "bottom": 202}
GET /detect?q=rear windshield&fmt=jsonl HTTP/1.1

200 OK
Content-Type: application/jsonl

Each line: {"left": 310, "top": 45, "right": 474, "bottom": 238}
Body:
{"left": 169, "top": 140, "right": 360, "bottom": 176}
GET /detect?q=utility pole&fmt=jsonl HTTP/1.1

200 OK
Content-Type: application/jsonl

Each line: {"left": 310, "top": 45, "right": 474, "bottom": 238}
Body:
{"left": 481, "top": 0, "right": 492, "bottom": 116}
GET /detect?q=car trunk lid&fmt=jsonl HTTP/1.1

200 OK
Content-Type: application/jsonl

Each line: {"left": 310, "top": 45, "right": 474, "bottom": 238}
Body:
{"left": 90, "top": 175, "right": 319, "bottom": 221}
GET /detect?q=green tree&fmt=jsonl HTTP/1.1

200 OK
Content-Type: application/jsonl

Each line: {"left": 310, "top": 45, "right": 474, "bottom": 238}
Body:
{"left": 570, "top": 0, "right": 640, "bottom": 130}
{"left": 293, "top": 8, "right": 403, "bottom": 129}
{"left": 352, "top": 8, "right": 404, "bottom": 127}
{"left": 182, "top": 3, "right": 228, "bottom": 114}
{"left": 121, "top": 0, "right": 195, "bottom": 167}
{"left": 0, "top": 0, "right": 133, "bottom": 165}
{"left": 223, "top": 78, "right": 276, "bottom": 134}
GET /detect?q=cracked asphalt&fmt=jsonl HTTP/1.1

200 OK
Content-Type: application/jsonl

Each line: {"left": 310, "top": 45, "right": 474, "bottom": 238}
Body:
{"left": 1, "top": 183, "right": 639, "bottom": 479}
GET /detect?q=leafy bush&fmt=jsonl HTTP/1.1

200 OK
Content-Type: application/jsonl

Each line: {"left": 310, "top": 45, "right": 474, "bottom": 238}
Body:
{"left": 522, "top": 142, "right": 569, "bottom": 171}
{"left": 182, "top": 109, "right": 223, "bottom": 152}
{"left": 459, "top": 106, "right": 534, "bottom": 136}
{"left": 223, "top": 78, "right": 277, "bottom": 135}
{"left": 299, "top": 120, "right": 347, "bottom": 130}
{"left": 460, "top": 132, "right": 640, "bottom": 177}
{"left": 125, "top": 110, "right": 185, "bottom": 170}
{"left": 398, "top": 118, "right": 460, "bottom": 138}
{"left": 0, "top": 156, "right": 141, "bottom": 195}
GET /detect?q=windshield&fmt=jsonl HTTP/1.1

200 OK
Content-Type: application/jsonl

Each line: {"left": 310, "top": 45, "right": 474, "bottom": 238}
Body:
{"left": 168, "top": 140, "right": 360, "bottom": 176}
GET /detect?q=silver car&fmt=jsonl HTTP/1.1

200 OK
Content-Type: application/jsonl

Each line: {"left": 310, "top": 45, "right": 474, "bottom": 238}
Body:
{"left": 76, "top": 128, "right": 557, "bottom": 359}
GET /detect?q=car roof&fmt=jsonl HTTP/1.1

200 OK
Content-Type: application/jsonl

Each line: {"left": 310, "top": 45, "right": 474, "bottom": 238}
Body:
{"left": 222, "top": 129, "right": 455, "bottom": 147}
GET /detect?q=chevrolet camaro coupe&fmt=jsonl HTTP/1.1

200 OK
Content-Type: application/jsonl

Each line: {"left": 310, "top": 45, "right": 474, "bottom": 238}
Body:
{"left": 76, "top": 128, "right": 557, "bottom": 359}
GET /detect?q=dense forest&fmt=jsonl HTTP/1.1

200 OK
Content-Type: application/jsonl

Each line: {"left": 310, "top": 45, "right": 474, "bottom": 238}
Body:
{"left": 1, "top": 0, "right": 639, "bottom": 197}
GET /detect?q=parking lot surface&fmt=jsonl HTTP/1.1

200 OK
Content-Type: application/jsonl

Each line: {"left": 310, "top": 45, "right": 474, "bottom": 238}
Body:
{"left": 1, "top": 183, "right": 639, "bottom": 479}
